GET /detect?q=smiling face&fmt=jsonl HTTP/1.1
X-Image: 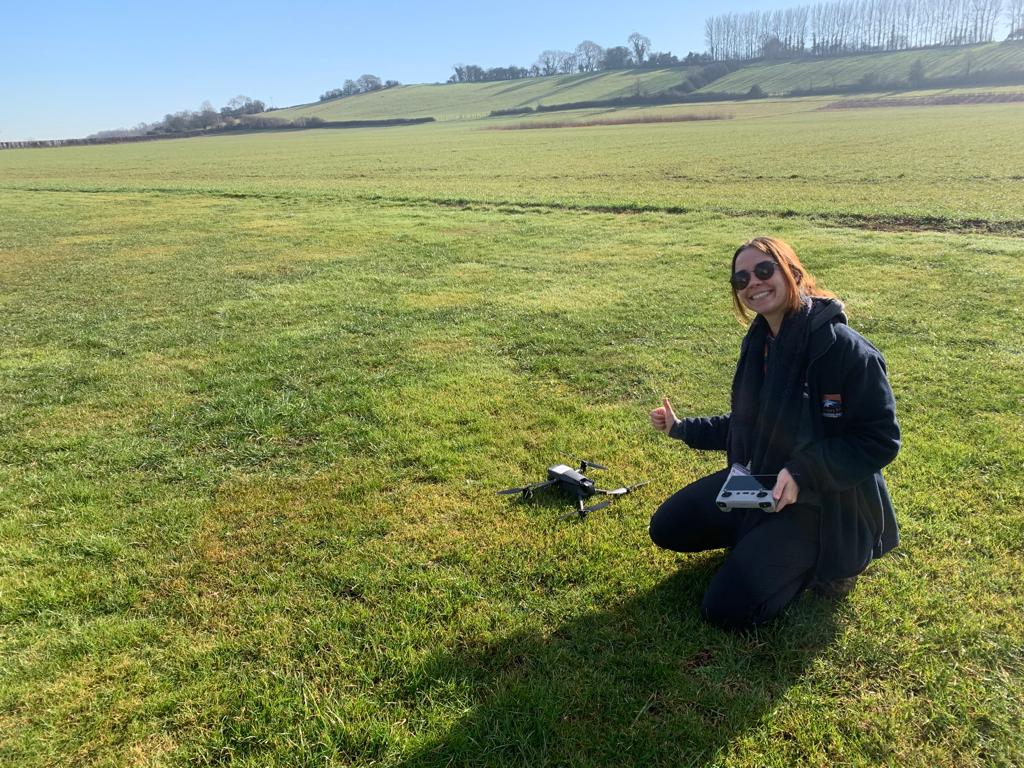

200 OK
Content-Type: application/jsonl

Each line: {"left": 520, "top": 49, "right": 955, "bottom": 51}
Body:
{"left": 733, "top": 247, "right": 791, "bottom": 329}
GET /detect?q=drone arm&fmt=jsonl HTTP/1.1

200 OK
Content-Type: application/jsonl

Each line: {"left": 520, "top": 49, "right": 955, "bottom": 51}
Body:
{"left": 555, "top": 494, "right": 588, "bottom": 523}
{"left": 596, "top": 481, "right": 650, "bottom": 496}
{"left": 496, "top": 479, "right": 557, "bottom": 497}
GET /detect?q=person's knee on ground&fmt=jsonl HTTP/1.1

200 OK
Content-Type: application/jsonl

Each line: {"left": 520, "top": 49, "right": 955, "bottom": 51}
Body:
{"left": 700, "top": 547, "right": 812, "bottom": 630}
{"left": 648, "top": 500, "right": 715, "bottom": 553}
{"left": 648, "top": 502, "right": 679, "bottom": 550}
{"left": 649, "top": 470, "right": 733, "bottom": 553}
{"left": 700, "top": 574, "right": 766, "bottom": 630}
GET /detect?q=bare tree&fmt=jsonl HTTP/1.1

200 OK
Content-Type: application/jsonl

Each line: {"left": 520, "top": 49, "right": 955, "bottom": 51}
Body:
{"left": 535, "top": 50, "right": 561, "bottom": 76}
{"left": 977, "top": 0, "right": 1003, "bottom": 40}
{"left": 1008, "top": 0, "right": 1024, "bottom": 36}
{"left": 557, "top": 50, "right": 578, "bottom": 73}
{"left": 705, "top": 16, "right": 719, "bottom": 59}
{"left": 628, "top": 32, "right": 652, "bottom": 64}
{"left": 197, "top": 101, "right": 219, "bottom": 129}
{"left": 712, "top": 0, "right": 1015, "bottom": 58}
{"left": 356, "top": 74, "right": 383, "bottom": 92}
{"left": 575, "top": 40, "right": 604, "bottom": 72}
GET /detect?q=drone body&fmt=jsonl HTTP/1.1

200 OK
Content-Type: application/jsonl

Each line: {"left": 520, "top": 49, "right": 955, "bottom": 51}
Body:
{"left": 498, "top": 457, "right": 647, "bottom": 520}
{"left": 546, "top": 463, "right": 597, "bottom": 496}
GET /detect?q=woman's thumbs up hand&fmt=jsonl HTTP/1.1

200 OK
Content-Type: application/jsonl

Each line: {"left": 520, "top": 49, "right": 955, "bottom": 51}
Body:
{"left": 650, "top": 397, "right": 679, "bottom": 435}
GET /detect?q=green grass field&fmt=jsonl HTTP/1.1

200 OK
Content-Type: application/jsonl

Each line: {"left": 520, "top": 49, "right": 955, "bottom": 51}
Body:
{"left": 1, "top": 96, "right": 1022, "bottom": 767}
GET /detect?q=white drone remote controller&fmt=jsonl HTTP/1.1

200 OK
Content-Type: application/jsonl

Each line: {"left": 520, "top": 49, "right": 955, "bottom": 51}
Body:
{"left": 716, "top": 463, "right": 777, "bottom": 512}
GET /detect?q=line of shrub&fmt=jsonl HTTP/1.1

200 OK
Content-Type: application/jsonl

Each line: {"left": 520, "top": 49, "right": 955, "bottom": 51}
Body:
{"left": 489, "top": 107, "right": 537, "bottom": 116}
{"left": 487, "top": 88, "right": 771, "bottom": 118}
{"left": 489, "top": 113, "right": 733, "bottom": 129}
{"left": 787, "top": 67, "right": 1024, "bottom": 97}
{"left": 212, "top": 116, "right": 435, "bottom": 131}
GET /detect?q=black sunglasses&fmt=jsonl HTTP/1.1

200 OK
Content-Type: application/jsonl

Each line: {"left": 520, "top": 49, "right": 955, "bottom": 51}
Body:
{"left": 731, "top": 259, "right": 777, "bottom": 290}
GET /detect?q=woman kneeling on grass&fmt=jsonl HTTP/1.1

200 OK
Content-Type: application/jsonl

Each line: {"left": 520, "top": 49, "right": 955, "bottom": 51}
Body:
{"left": 649, "top": 236, "right": 900, "bottom": 631}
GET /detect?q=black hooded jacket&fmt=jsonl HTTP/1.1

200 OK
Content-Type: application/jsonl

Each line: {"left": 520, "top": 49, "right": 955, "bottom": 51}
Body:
{"left": 669, "top": 298, "right": 901, "bottom": 581}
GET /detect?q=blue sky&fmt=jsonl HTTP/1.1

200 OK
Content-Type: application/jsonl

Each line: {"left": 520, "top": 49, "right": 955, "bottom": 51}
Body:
{"left": 1, "top": 0, "right": 792, "bottom": 141}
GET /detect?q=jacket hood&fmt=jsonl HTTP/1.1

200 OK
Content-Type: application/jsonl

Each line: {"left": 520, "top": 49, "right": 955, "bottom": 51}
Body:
{"left": 748, "top": 296, "right": 847, "bottom": 337}
{"left": 808, "top": 296, "right": 847, "bottom": 332}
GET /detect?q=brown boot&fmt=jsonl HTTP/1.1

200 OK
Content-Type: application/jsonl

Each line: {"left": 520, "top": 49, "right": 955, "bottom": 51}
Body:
{"left": 812, "top": 575, "right": 858, "bottom": 599}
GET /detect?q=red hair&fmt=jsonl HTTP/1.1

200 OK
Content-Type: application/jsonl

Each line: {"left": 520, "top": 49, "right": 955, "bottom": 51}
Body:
{"left": 730, "top": 236, "right": 835, "bottom": 323}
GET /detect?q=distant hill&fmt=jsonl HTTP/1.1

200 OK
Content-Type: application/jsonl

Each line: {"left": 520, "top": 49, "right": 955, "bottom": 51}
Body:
{"left": 268, "top": 69, "right": 699, "bottom": 123}
{"left": 265, "top": 42, "right": 1024, "bottom": 125}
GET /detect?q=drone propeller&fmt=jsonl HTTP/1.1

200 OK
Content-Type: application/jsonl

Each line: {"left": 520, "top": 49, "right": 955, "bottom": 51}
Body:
{"left": 566, "top": 454, "right": 608, "bottom": 472}
{"left": 496, "top": 487, "right": 529, "bottom": 495}
{"left": 599, "top": 480, "right": 650, "bottom": 497}
{"left": 556, "top": 496, "right": 613, "bottom": 522}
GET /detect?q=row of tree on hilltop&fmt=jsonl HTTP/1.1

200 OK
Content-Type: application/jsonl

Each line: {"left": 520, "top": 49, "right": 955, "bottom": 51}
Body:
{"left": 705, "top": 0, "right": 1023, "bottom": 61}
{"left": 89, "top": 95, "right": 270, "bottom": 139}
{"left": 448, "top": 33, "right": 711, "bottom": 83}
{"left": 447, "top": 3, "right": 1021, "bottom": 86}
{"left": 319, "top": 74, "right": 401, "bottom": 101}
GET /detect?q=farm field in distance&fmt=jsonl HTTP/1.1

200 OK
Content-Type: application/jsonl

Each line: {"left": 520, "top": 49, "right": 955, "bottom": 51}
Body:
{"left": 279, "top": 67, "right": 703, "bottom": 122}
{"left": 265, "top": 41, "right": 1024, "bottom": 121}
{"left": 5, "top": 98, "right": 1024, "bottom": 226}
{"left": 1, "top": 94, "right": 1022, "bottom": 767}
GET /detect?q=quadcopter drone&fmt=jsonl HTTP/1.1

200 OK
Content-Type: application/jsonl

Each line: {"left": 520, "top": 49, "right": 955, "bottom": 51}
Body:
{"left": 497, "top": 457, "right": 648, "bottom": 521}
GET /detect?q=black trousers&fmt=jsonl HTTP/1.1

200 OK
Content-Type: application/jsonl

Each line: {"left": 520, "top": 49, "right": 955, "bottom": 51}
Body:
{"left": 649, "top": 468, "right": 820, "bottom": 630}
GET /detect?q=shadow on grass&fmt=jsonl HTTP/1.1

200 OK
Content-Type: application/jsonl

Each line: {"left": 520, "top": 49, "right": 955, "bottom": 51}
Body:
{"left": 395, "top": 564, "right": 841, "bottom": 767}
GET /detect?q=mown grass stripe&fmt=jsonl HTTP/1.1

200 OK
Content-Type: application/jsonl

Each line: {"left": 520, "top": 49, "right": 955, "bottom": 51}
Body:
{"left": 355, "top": 193, "right": 1024, "bottom": 236}
{"left": 5, "top": 183, "right": 1022, "bottom": 235}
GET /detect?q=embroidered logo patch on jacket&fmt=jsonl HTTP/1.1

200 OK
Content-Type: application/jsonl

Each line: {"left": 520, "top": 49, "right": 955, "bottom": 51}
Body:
{"left": 821, "top": 394, "right": 843, "bottom": 418}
